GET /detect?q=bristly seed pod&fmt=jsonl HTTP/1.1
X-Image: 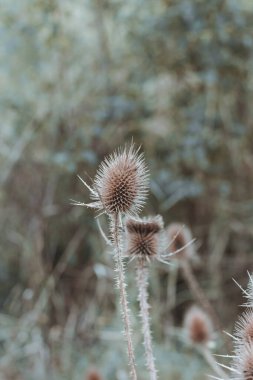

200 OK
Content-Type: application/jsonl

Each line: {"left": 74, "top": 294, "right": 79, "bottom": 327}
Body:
{"left": 235, "top": 311, "right": 253, "bottom": 346}
{"left": 232, "top": 342, "right": 253, "bottom": 379}
{"left": 167, "top": 223, "right": 195, "bottom": 261}
{"left": 125, "top": 215, "right": 164, "bottom": 260}
{"left": 73, "top": 144, "right": 149, "bottom": 216}
{"left": 184, "top": 305, "right": 213, "bottom": 345}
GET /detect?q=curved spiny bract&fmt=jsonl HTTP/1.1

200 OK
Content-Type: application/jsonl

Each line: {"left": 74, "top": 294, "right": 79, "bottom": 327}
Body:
{"left": 166, "top": 223, "right": 195, "bottom": 262}
{"left": 242, "top": 274, "right": 253, "bottom": 307}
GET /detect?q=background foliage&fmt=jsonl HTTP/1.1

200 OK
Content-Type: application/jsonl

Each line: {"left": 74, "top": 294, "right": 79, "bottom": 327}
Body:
{"left": 1, "top": 0, "right": 253, "bottom": 378}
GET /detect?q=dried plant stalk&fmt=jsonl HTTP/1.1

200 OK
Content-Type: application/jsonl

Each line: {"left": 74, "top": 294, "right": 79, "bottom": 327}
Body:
{"left": 136, "top": 259, "right": 157, "bottom": 380}
{"left": 181, "top": 261, "right": 219, "bottom": 329}
{"left": 181, "top": 260, "right": 221, "bottom": 332}
{"left": 113, "top": 214, "right": 137, "bottom": 380}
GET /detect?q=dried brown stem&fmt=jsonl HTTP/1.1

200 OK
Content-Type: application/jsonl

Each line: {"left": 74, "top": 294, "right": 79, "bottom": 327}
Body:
{"left": 181, "top": 261, "right": 221, "bottom": 333}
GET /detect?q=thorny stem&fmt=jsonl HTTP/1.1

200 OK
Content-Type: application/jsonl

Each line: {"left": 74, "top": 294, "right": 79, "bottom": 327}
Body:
{"left": 113, "top": 214, "right": 137, "bottom": 380}
{"left": 136, "top": 259, "right": 157, "bottom": 380}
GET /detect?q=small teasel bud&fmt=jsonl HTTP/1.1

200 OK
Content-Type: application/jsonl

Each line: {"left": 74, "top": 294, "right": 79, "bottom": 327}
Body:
{"left": 125, "top": 215, "right": 164, "bottom": 260}
{"left": 85, "top": 368, "right": 102, "bottom": 380}
{"left": 184, "top": 305, "right": 213, "bottom": 345}
{"left": 166, "top": 223, "right": 195, "bottom": 261}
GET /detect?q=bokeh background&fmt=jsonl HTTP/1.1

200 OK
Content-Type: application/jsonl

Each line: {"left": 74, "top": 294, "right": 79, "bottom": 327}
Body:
{"left": 1, "top": 0, "right": 253, "bottom": 379}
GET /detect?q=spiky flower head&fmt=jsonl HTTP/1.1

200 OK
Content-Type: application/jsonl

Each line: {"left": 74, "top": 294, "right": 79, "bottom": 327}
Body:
{"left": 125, "top": 215, "right": 164, "bottom": 260}
{"left": 184, "top": 305, "right": 213, "bottom": 345}
{"left": 232, "top": 342, "right": 253, "bottom": 379}
{"left": 74, "top": 144, "right": 149, "bottom": 216}
{"left": 167, "top": 223, "right": 195, "bottom": 261}
{"left": 235, "top": 311, "right": 253, "bottom": 347}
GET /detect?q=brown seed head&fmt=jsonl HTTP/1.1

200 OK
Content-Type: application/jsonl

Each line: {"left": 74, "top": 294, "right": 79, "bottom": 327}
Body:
{"left": 125, "top": 215, "right": 164, "bottom": 259}
{"left": 85, "top": 368, "right": 102, "bottom": 380}
{"left": 184, "top": 305, "right": 213, "bottom": 345}
{"left": 92, "top": 144, "right": 149, "bottom": 215}
{"left": 167, "top": 223, "right": 195, "bottom": 261}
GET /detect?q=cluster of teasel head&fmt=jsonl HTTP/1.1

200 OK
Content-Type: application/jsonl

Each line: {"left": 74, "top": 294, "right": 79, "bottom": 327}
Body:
{"left": 72, "top": 144, "right": 194, "bottom": 262}
{"left": 72, "top": 144, "right": 211, "bottom": 379}
{"left": 73, "top": 144, "right": 253, "bottom": 380}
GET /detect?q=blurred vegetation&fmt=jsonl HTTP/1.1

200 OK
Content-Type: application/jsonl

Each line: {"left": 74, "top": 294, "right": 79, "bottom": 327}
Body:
{"left": 1, "top": 0, "right": 253, "bottom": 379}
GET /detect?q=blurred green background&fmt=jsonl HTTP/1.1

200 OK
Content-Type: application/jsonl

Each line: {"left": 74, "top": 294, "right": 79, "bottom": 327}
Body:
{"left": 1, "top": 0, "right": 253, "bottom": 379}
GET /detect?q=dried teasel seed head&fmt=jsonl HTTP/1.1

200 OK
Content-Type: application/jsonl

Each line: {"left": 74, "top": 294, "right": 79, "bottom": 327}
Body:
{"left": 232, "top": 342, "right": 253, "bottom": 379}
{"left": 235, "top": 311, "right": 253, "bottom": 347}
{"left": 184, "top": 305, "right": 213, "bottom": 345}
{"left": 125, "top": 215, "right": 164, "bottom": 260}
{"left": 85, "top": 368, "right": 102, "bottom": 380}
{"left": 91, "top": 144, "right": 149, "bottom": 216}
{"left": 167, "top": 223, "right": 195, "bottom": 261}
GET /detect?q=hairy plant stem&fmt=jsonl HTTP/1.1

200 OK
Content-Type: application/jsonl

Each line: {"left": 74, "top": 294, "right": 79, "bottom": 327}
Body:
{"left": 113, "top": 214, "right": 137, "bottom": 380}
{"left": 136, "top": 259, "right": 157, "bottom": 380}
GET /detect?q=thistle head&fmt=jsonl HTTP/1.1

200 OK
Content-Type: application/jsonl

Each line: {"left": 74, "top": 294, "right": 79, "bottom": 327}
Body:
{"left": 82, "top": 144, "right": 149, "bottom": 216}
{"left": 184, "top": 305, "right": 213, "bottom": 345}
{"left": 125, "top": 215, "right": 164, "bottom": 261}
{"left": 166, "top": 223, "right": 195, "bottom": 261}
